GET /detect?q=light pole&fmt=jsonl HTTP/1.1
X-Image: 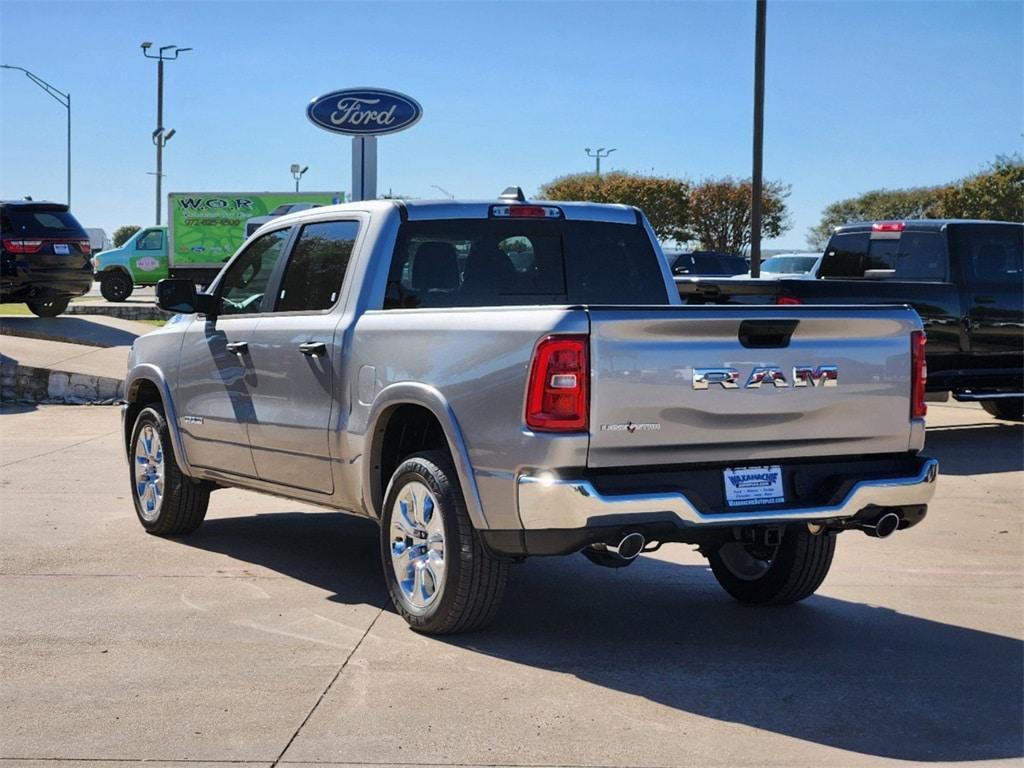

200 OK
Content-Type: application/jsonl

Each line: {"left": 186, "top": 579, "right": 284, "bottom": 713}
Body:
{"left": 1, "top": 65, "right": 71, "bottom": 206}
{"left": 750, "top": 0, "right": 767, "bottom": 278}
{"left": 430, "top": 184, "right": 454, "bottom": 200}
{"left": 141, "top": 42, "right": 191, "bottom": 225}
{"left": 584, "top": 147, "right": 616, "bottom": 177}
{"left": 290, "top": 164, "right": 309, "bottom": 192}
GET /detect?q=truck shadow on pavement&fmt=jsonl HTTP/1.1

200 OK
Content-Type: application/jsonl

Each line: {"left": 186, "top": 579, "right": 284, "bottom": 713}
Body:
{"left": 924, "top": 421, "right": 1023, "bottom": 475}
{"left": 183, "top": 511, "right": 1023, "bottom": 763}
{"left": 0, "top": 316, "right": 143, "bottom": 348}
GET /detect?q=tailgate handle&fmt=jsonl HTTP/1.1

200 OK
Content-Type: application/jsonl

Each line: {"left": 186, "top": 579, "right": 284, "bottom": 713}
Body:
{"left": 738, "top": 319, "right": 798, "bottom": 349}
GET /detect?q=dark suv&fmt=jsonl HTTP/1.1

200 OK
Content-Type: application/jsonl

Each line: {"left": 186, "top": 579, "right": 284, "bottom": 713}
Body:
{"left": 667, "top": 250, "right": 748, "bottom": 276}
{"left": 1, "top": 201, "right": 93, "bottom": 316}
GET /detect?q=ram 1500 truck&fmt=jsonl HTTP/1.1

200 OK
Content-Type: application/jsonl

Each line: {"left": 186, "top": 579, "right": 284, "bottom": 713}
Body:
{"left": 123, "top": 192, "right": 938, "bottom": 634}
{"left": 679, "top": 220, "right": 1024, "bottom": 420}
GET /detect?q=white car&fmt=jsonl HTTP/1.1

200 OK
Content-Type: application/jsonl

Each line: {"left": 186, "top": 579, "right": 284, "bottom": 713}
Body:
{"left": 750, "top": 252, "right": 823, "bottom": 279}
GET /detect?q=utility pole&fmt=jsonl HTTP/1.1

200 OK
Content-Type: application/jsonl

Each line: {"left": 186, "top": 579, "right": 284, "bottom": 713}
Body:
{"left": 1, "top": 65, "right": 71, "bottom": 205}
{"left": 141, "top": 42, "right": 191, "bottom": 225}
{"left": 584, "top": 147, "right": 616, "bottom": 178}
{"left": 750, "top": 0, "right": 767, "bottom": 278}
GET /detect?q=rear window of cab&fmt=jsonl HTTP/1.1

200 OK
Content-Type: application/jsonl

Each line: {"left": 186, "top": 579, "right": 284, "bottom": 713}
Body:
{"left": 383, "top": 218, "right": 669, "bottom": 309}
{"left": 821, "top": 230, "right": 948, "bottom": 280}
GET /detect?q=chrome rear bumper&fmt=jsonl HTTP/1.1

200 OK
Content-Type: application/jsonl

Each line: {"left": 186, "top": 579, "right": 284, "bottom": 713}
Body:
{"left": 517, "top": 458, "right": 939, "bottom": 530}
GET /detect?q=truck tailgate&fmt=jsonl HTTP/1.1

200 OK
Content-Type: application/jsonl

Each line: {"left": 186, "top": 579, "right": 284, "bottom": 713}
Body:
{"left": 587, "top": 306, "right": 922, "bottom": 468}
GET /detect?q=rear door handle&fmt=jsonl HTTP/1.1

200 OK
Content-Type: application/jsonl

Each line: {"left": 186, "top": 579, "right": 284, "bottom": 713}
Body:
{"left": 225, "top": 341, "right": 249, "bottom": 355}
{"left": 299, "top": 341, "right": 327, "bottom": 357}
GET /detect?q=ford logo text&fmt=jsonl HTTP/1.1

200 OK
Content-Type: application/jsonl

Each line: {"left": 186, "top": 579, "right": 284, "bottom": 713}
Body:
{"left": 307, "top": 88, "right": 423, "bottom": 136}
{"left": 693, "top": 366, "right": 838, "bottom": 390}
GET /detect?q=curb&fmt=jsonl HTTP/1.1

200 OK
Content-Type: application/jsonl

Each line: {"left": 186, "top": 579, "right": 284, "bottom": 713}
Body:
{"left": 1, "top": 356, "right": 123, "bottom": 405}
{"left": 66, "top": 303, "right": 171, "bottom": 322}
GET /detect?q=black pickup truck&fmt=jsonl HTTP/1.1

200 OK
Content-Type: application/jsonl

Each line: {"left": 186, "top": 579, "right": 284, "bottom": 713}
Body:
{"left": 678, "top": 220, "right": 1024, "bottom": 420}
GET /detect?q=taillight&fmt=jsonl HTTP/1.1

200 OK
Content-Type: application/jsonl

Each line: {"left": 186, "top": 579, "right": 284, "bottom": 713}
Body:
{"left": 776, "top": 295, "right": 802, "bottom": 305}
{"left": 872, "top": 221, "right": 905, "bottom": 233}
{"left": 78, "top": 240, "right": 92, "bottom": 255}
{"left": 3, "top": 239, "right": 44, "bottom": 254}
{"left": 526, "top": 335, "right": 589, "bottom": 432}
{"left": 911, "top": 331, "right": 927, "bottom": 419}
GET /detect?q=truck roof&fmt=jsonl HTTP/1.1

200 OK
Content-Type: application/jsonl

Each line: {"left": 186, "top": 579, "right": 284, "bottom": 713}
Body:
{"left": 260, "top": 196, "right": 641, "bottom": 229}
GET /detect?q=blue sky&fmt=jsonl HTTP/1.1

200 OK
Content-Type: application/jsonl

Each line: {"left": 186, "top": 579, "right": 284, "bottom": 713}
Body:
{"left": 1, "top": 0, "right": 1021, "bottom": 249}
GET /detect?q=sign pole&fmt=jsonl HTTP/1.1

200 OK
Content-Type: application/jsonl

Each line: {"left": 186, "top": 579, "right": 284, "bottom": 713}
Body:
{"left": 351, "top": 135, "right": 378, "bottom": 202}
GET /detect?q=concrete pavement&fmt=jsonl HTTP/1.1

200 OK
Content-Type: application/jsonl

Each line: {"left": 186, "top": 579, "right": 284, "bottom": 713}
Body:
{"left": 1, "top": 401, "right": 1021, "bottom": 766}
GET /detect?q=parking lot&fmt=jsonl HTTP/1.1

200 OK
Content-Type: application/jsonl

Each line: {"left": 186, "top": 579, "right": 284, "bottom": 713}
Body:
{"left": 1, "top": 400, "right": 1021, "bottom": 767}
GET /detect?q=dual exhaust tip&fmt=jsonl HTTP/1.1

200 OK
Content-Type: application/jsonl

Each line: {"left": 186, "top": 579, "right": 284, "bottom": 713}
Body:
{"left": 583, "top": 532, "right": 647, "bottom": 568}
{"left": 860, "top": 511, "right": 901, "bottom": 539}
{"left": 590, "top": 515, "right": 899, "bottom": 568}
{"left": 610, "top": 532, "right": 646, "bottom": 560}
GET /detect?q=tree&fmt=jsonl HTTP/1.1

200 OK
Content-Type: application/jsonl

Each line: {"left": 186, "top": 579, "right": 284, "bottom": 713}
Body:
{"left": 688, "top": 177, "right": 790, "bottom": 254}
{"left": 806, "top": 187, "right": 944, "bottom": 249}
{"left": 935, "top": 155, "right": 1024, "bottom": 222}
{"left": 538, "top": 172, "right": 692, "bottom": 243}
{"left": 113, "top": 225, "right": 141, "bottom": 248}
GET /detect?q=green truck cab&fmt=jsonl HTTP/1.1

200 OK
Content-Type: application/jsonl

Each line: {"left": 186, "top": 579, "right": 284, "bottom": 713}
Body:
{"left": 93, "top": 226, "right": 168, "bottom": 301}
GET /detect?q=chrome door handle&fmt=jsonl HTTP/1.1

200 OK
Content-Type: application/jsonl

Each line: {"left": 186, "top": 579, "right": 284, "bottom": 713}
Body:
{"left": 299, "top": 341, "right": 327, "bottom": 357}
{"left": 225, "top": 341, "right": 249, "bottom": 355}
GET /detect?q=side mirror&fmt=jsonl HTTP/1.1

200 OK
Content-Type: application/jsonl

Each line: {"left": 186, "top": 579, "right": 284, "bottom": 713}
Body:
{"left": 156, "top": 278, "right": 217, "bottom": 315}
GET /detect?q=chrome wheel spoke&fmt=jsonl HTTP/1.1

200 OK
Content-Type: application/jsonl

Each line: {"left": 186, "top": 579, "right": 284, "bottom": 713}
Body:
{"left": 389, "top": 480, "right": 446, "bottom": 610}
{"left": 133, "top": 425, "right": 165, "bottom": 522}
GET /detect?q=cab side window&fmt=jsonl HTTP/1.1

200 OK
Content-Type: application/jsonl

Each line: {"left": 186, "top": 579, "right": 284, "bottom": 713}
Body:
{"left": 137, "top": 229, "right": 164, "bottom": 251}
{"left": 273, "top": 220, "right": 359, "bottom": 313}
{"left": 218, "top": 228, "right": 291, "bottom": 316}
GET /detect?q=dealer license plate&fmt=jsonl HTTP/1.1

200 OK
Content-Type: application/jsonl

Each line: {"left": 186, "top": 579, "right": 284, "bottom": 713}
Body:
{"left": 723, "top": 465, "right": 785, "bottom": 507}
{"left": 53, "top": 243, "right": 70, "bottom": 255}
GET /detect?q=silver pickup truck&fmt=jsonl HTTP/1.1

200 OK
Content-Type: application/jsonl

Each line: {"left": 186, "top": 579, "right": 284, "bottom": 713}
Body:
{"left": 124, "top": 190, "right": 938, "bottom": 634}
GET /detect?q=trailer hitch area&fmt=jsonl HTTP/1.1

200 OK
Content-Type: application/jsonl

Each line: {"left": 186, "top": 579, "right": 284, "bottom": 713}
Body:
{"left": 738, "top": 525, "right": 783, "bottom": 548}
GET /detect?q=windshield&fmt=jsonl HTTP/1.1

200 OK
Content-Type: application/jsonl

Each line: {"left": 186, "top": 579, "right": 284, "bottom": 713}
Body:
{"left": 761, "top": 255, "right": 818, "bottom": 274}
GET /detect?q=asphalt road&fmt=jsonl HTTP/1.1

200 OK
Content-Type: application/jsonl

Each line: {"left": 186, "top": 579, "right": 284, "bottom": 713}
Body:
{"left": 1, "top": 401, "right": 1021, "bottom": 767}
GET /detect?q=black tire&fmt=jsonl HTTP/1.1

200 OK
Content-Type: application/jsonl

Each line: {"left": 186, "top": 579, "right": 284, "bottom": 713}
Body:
{"left": 380, "top": 450, "right": 508, "bottom": 634}
{"left": 129, "top": 405, "right": 209, "bottom": 536}
{"left": 100, "top": 271, "right": 134, "bottom": 302}
{"left": 708, "top": 525, "right": 836, "bottom": 605}
{"left": 980, "top": 398, "right": 1024, "bottom": 421}
{"left": 26, "top": 296, "right": 69, "bottom": 317}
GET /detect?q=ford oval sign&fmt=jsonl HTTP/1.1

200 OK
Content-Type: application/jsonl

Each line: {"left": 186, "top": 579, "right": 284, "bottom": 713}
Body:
{"left": 307, "top": 88, "right": 422, "bottom": 137}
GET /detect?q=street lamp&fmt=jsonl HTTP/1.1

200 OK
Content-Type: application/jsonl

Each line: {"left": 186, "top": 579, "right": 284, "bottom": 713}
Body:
{"left": 1, "top": 65, "right": 71, "bottom": 205}
{"left": 290, "top": 164, "right": 309, "bottom": 192}
{"left": 749, "top": 0, "right": 767, "bottom": 278}
{"left": 141, "top": 42, "right": 192, "bottom": 225}
{"left": 584, "top": 147, "right": 616, "bottom": 177}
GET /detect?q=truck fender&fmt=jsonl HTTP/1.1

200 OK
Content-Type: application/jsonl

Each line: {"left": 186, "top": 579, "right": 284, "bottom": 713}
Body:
{"left": 122, "top": 364, "right": 193, "bottom": 477}
{"left": 363, "top": 382, "right": 489, "bottom": 530}
{"left": 99, "top": 265, "right": 133, "bottom": 280}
